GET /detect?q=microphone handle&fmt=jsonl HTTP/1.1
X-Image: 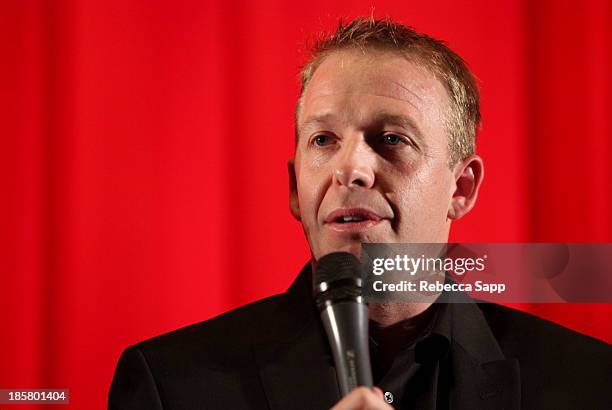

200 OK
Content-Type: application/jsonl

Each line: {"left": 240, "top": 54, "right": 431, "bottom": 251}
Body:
{"left": 320, "top": 301, "right": 373, "bottom": 396}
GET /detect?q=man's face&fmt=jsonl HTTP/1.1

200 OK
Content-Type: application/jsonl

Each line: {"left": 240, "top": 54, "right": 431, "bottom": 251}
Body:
{"left": 290, "top": 49, "right": 473, "bottom": 260}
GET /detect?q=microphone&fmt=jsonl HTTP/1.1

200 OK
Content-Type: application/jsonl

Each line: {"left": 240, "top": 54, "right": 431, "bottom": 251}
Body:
{"left": 313, "top": 252, "right": 373, "bottom": 396}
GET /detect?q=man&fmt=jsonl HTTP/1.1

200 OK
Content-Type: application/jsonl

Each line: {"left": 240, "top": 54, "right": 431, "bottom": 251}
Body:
{"left": 109, "top": 18, "right": 611, "bottom": 409}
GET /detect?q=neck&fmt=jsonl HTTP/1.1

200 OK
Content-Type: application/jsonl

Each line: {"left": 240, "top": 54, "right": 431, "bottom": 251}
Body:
{"left": 368, "top": 302, "right": 433, "bottom": 327}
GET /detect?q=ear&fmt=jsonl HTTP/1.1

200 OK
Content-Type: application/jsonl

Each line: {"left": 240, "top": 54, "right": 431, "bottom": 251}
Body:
{"left": 288, "top": 158, "right": 301, "bottom": 221}
{"left": 447, "top": 155, "right": 484, "bottom": 220}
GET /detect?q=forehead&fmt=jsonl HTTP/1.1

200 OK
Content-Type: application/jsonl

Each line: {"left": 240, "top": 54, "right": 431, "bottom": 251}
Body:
{"left": 298, "top": 49, "right": 450, "bottom": 136}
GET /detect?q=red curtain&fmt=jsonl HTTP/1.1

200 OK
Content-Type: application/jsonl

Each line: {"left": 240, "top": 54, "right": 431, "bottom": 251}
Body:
{"left": 1, "top": 1, "right": 610, "bottom": 408}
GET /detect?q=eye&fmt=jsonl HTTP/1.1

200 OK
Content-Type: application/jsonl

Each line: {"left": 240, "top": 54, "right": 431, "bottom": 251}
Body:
{"left": 382, "top": 134, "right": 406, "bottom": 145}
{"left": 312, "top": 134, "right": 333, "bottom": 147}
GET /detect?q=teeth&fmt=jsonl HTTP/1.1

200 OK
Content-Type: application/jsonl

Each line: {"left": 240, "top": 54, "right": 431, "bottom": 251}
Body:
{"left": 341, "top": 216, "right": 365, "bottom": 222}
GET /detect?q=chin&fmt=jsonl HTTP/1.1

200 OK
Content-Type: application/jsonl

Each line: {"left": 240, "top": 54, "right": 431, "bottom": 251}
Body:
{"left": 313, "top": 241, "right": 363, "bottom": 260}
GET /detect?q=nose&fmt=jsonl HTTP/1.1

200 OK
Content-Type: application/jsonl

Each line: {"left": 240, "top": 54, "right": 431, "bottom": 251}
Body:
{"left": 332, "top": 138, "right": 375, "bottom": 189}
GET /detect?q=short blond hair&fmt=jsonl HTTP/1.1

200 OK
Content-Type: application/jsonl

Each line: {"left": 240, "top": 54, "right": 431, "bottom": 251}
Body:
{"left": 297, "top": 17, "right": 481, "bottom": 165}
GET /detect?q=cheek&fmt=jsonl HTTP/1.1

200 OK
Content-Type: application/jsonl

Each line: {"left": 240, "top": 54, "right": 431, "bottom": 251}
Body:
{"left": 296, "top": 167, "right": 325, "bottom": 222}
{"left": 393, "top": 167, "right": 453, "bottom": 220}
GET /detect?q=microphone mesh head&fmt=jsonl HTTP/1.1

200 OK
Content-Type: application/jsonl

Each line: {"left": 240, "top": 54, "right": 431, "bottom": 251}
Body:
{"left": 314, "top": 252, "right": 363, "bottom": 290}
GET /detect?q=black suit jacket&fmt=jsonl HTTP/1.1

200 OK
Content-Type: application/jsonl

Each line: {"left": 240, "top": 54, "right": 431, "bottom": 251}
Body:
{"left": 109, "top": 265, "right": 612, "bottom": 409}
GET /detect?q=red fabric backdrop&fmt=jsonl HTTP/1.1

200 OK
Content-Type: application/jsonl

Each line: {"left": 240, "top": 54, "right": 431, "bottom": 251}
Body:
{"left": 1, "top": 0, "right": 610, "bottom": 408}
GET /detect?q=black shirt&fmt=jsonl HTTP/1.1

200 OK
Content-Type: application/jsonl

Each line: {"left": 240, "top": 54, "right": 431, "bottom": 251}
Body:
{"left": 369, "top": 300, "right": 453, "bottom": 410}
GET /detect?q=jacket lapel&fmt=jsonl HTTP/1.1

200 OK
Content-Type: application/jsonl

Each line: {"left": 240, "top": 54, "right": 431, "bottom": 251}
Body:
{"left": 254, "top": 319, "right": 341, "bottom": 410}
{"left": 253, "top": 264, "right": 341, "bottom": 410}
{"left": 450, "top": 301, "right": 521, "bottom": 410}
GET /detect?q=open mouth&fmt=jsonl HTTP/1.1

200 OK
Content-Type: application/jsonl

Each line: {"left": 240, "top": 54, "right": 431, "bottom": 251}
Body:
{"left": 324, "top": 208, "right": 384, "bottom": 232}
{"left": 335, "top": 216, "right": 369, "bottom": 223}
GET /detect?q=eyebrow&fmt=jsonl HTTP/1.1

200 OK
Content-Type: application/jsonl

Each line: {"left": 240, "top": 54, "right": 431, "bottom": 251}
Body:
{"left": 300, "top": 112, "right": 419, "bottom": 130}
{"left": 299, "top": 113, "right": 337, "bottom": 133}
{"left": 372, "top": 112, "right": 421, "bottom": 133}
